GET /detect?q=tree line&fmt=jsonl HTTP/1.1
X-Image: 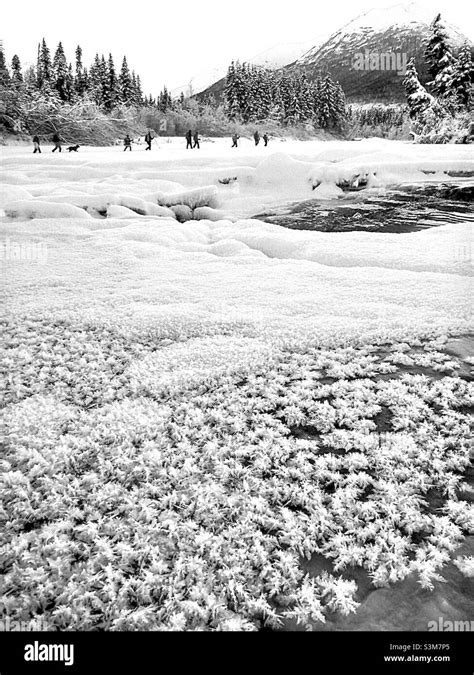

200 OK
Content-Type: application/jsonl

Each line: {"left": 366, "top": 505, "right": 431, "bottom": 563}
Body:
{"left": 224, "top": 61, "right": 347, "bottom": 129}
{"left": 0, "top": 39, "right": 174, "bottom": 112}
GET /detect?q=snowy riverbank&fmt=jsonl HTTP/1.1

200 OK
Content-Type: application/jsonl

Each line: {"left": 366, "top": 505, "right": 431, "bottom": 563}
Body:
{"left": 1, "top": 138, "right": 473, "bottom": 631}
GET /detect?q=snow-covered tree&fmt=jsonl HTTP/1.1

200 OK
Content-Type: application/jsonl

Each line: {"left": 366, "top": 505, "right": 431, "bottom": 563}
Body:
{"left": 37, "top": 39, "right": 52, "bottom": 90}
{"left": 11, "top": 55, "right": 23, "bottom": 88}
{"left": 403, "top": 57, "right": 434, "bottom": 118}
{"left": 451, "top": 43, "right": 474, "bottom": 108}
{"left": 0, "top": 47, "right": 11, "bottom": 87}
{"left": 74, "top": 45, "right": 87, "bottom": 97}
{"left": 103, "top": 54, "right": 119, "bottom": 110}
{"left": 119, "top": 56, "right": 134, "bottom": 105}
{"left": 53, "top": 42, "right": 69, "bottom": 101}
{"left": 424, "top": 14, "right": 453, "bottom": 84}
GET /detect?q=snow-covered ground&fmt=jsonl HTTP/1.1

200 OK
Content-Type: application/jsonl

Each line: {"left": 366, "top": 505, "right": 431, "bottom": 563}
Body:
{"left": 1, "top": 138, "right": 473, "bottom": 631}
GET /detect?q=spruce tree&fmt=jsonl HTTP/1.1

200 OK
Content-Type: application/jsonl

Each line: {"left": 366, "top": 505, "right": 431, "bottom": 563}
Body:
{"left": 424, "top": 14, "right": 453, "bottom": 83}
{"left": 37, "top": 39, "right": 52, "bottom": 90}
{"left": 89, "top": 54, "right": 103, "bottom": 106}
{"left": 105, "top": 53, "right": 119, "bottom": 109}
{"left": 0, "top": 46, "right": 11, "bottom": 87}
{"left": 75, "top": 45, "right": 87, "bottom": 97}
{"left": 119, "top": 56, "right": 133, "bottom": 104}
{"left": 53, "top": 42, "right": 69, "bottom": 100}
{"left": 403, "top": 57, "right": 434, "bottom": 118}
{"left": 451, "top": 42, "right": 474, "bottom": 108}
{"left": 11, "top": 55, "right": 23, "bottom": 88}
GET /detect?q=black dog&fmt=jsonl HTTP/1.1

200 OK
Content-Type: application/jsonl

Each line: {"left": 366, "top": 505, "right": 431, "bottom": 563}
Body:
{"left": 67, "top": 145, "right": 80, "bottom": 152}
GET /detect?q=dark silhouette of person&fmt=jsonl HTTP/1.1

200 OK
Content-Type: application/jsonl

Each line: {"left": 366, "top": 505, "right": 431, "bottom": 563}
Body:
{"left": 231, "top": 133, "right": 239, "bottom": 148}
{"left": 253, "top": 130, "right": 260, "bottom": 146}
{"left": 33, "top": 135, "right": 41, "bottom": 153}
{"left": 144, "top": 131, "right": 154, "bottom": 150}
{"left": 185, "top": 130, "right": 193, "bottom": 149}
{"left": 124, "top": 134, "right": 132, "bottom": 151}
{"left": 263, "top": 133, "right": 269, "bottom": 147}
{"left": 52, "top": 132, "right": 62, "bottom": 152}
{"left": 193, "top": 131, "right": 200, "bottom": 149}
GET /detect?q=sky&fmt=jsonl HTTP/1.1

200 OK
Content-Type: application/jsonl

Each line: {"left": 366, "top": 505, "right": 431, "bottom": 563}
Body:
{"left": 2, "top": 0, "right": 473, "bottom": 95}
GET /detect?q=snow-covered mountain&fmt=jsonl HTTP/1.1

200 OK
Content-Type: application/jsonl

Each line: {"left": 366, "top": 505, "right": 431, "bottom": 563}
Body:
{"left": 293, "top": 2, "right": 470, "bottom": 101}
{"left": 171, "top": 39, "right": 318, "bottom": 98}
{"left": 196, "top": 2, "right": 472, "bottom": 104}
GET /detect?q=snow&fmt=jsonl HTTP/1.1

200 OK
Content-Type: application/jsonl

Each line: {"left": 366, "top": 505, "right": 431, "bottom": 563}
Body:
{"left": 4, "top": 199, "right": 92, "bottom": 220}
{"left": 1, "top": 137, "right": 472, "bottom": 631}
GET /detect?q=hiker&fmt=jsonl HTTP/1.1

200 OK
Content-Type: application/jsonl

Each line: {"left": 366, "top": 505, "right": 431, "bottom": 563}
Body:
{"left": 193, "top": 131, "right": 200, "bottom": 149}
{"left": 231, "top": 133, "right": 239, "bottom": 148}
{"left": 123, "top": 134, "right": 132, "bottom": 151}
{"left": 33, "top": 135, "right": 41, "bottom": 153}
{"left": 144, "top": 130, "right": 154, "bottom": 150}
{"left": 52, "top": 132, "right": 62, "bottom": 152}
{"left": 263, "top": 133, "right": 269, "bottom": 147}
{"left": 185, "top": 129, "right": 193, "bottom": 149}
{"left": 253, "top": 130, "right": 260, "bottom": 146}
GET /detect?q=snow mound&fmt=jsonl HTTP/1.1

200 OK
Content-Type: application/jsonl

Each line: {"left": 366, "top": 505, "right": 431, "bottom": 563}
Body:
{"left": 4, "top": 200, "right": 92, "bottom": 220}
{"left": 254, "top": 152, "right": 312, "bottom": 186}
{"left": 193, "top": 206, "right": 228, "bottom": 221}
{"left": 157, "top": 186, "right": 219, "bottom": 210}
{"left": 170, "top": 205, "right": 194, "bottom": 222}
{"left": 106, "top": 205, "right": 139, "bottom": 219}
{"left": 0, "top": 185, "right": 33, "bottom": 208}
{"left": 208, "top": 239, "right": 265, "bottom": 258}
{"left": 1, "top": 171, "right": 30, "bottom": 185}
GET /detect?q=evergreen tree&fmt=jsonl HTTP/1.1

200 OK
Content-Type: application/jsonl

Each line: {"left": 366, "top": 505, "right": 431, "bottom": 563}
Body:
{"left": 0, "top": 46, "right": 11, "bottom": 87}
{"left": 37, "top": 38, "right": 52, "bottom": 90}
{"left": 224, "top": 61, "right": 240, "bottom": 120}
{"left": 88, "top": 54, "right": 103, "bottom": 105}
{"left": 424, "top": 14, "right": 453, "bottom": 84}
{"left": 451, "top": 42, "right": 474, "bottom": 107}
{"left": 403, "top": 57, "right": 434, "bottom": 118}
{"left": 105, "top": 53, "right": 119, "bottom": 109}
{"left": 11, "top": 55, "right": 23, "bottom": 88}
{"left": 53, "top": 42, "right": 69, "bottom": 100}
{"left": 119, "top": 56, "right": 133, "bottom": 104}
{"left": 75, "top": 45, "right": 87, "bottom": 97}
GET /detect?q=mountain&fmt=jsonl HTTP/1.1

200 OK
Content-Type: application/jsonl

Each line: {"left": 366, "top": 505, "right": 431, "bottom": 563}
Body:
{"left": 196, "top": 2, "right": 472, "bottom": 104}
{"left": 172, "top": 39, "right": 319, "bottom": 98}
{"left": 293, "top": 2, "right": 470, "bottom": 101}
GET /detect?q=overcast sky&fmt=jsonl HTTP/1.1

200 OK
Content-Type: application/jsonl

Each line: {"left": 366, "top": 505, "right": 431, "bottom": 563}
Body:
{"left": 2, "top": 0, "right": 473, "bottom": 94}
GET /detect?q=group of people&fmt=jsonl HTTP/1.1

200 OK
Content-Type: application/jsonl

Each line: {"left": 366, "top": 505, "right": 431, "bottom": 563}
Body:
{"left": 123, "top": 131, "right": 154, "bottom": 151}
{"left": 185, "top": 130, "right": 200, "bottom": 149}
{"left": 231, "top": 131, "right": 269, "bottom": 148}
{"left": 32, "top": 133, "right": 62, "bottom": 153}
{"left": 33, "top": 128, "right": 271, "bottom": 153}
{"left": 253, "top": 131, "right": 269, "bottom": 147}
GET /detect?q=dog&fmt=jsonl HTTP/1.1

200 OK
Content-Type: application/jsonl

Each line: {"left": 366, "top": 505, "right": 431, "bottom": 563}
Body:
{"left": 67, "top": 144, "right": 80, "bottom": 152}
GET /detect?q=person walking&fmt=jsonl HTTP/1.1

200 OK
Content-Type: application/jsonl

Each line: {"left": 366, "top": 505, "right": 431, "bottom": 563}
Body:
{"left": 33, "top": 135, "right": 41, "bottom": 153}
{"left": 123, "top": 134, "right": 132, "bottom": 151}
{"left": 185, "top": 129, "right": 193, "bottom": 149}
{"left": 193, "top": 131, "right": 200, "bottom": 149}
{"left": 263, "top": 133, "right": 269, "bottom": 147}
{"left": 231, "top": 133, "right": 239, "bottom": 148}
{"left": 144, "top": 130, "right": 154, "bottom": 150}
{"left": 253, "top": 130, "right": 260, "bottom": 146}
{"left": 52, "top": 132, "right": 62, "bottom": 152}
